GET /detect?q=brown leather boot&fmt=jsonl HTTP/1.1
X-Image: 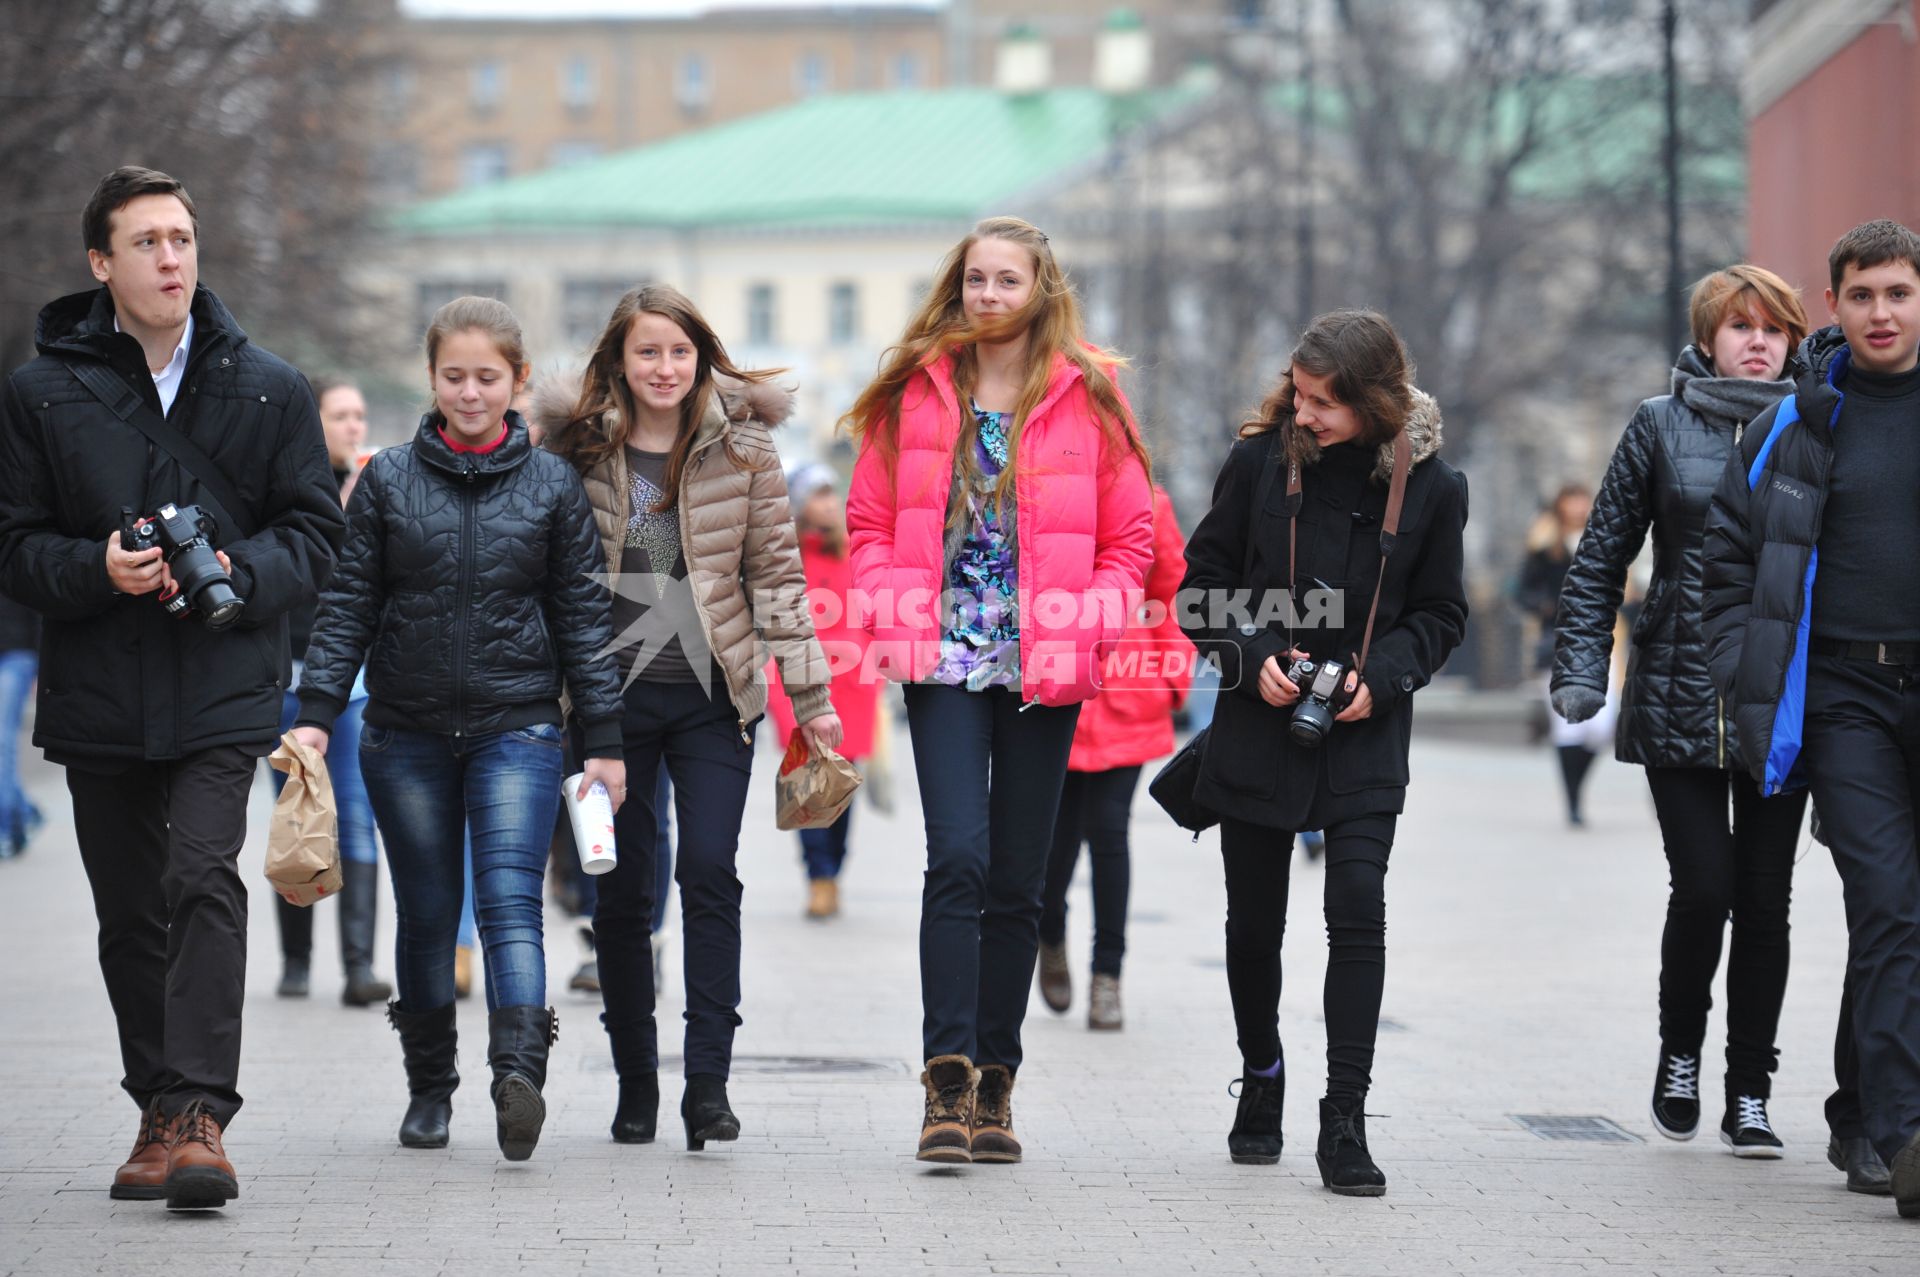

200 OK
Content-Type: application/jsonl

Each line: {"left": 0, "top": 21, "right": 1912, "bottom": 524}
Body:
{"left": 110, "top": 1102, "right": 171, "bottom": 1201}
{"left": 163, "top": 1100, "right": 238, "bottom": 1210}
{"left": 971, "top": 1065, "right": 1021, "bottom": 1163}
{"left": 917, "top": 1055, "right": 976, "bottom": 1163}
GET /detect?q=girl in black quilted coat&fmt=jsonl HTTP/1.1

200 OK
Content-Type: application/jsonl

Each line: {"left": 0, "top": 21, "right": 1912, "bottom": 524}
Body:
{"left": 293, "top": 298, "right": 627, "bottom": 1163}
{"left": 1550, "top": 266, "right": 1814, "bottom": 1156}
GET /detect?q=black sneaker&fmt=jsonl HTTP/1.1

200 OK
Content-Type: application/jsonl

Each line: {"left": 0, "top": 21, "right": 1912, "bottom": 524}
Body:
{"left": 1649, "top": 1050, "right": 1700, "bottom": 1141}
{"left": 1720, "top": 1095, "right": 1783, "bottom": 1159}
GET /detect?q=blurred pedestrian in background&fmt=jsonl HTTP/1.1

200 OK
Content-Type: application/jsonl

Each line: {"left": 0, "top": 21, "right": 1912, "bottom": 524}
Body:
{"left": 1518, "top": 482, "right": 1612, "bottom": 826}
{"left": 0, "top": 592, "right": 41, "bottom": 860}
{"left": 272, "top": 375, "right": 390, "bottom": 1006}
{"left": 1554, "top": 263, "right": 1816, "bottom": 1159}
{"left": 1037, "top": 482, "right": 1189, "bottom": 1031}
{"left": 766, "top": 460, "right": 876, "bottom": 921}
{"left": 845, "top": 215, "right": 1153, "bottom": 1165}
{"left": 296, "top": 296, "right": 626, "bottom": 1162}
{"left": 544, "top": 284, "right": 837, "bottom": 1152}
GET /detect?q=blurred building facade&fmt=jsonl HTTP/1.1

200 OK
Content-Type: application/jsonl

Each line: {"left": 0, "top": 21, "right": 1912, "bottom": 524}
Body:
{"left": 1745, "top": 0, "right": 1920, "bottom": 298}
{"left": 375, "top": 0, "right": 1210, "bottom": 199}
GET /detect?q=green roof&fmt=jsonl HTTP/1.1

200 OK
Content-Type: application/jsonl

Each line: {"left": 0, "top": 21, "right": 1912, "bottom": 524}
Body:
{"left": 397, "top": 87, "right": 1187, "bottom": 235}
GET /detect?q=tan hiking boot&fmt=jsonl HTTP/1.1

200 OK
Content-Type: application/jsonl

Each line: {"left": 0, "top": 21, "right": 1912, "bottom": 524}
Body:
{"left": 917, "top": 1055, "right": 976, "bottom": 1163}
{"left": 1088, "top": 973, "right": 1124, "bottom": 1031}
{"left": 971, "top": 1064, "right": 1022, "bottom": 1163}
{"left": 807, "top": 878, "right": 839, "bottom": 919}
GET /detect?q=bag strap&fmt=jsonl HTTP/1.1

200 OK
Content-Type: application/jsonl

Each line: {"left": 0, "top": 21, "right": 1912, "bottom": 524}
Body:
{"left": 1283, "top": 430, "right": 1413, "bottom": 676}
{"left": 68, "top": 360, "right": 250, "bottom": 540}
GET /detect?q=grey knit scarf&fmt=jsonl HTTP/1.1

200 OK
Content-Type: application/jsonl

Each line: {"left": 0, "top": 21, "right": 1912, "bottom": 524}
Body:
{"left": 1672, "top": 362, "right": 1793, "bottom": 433}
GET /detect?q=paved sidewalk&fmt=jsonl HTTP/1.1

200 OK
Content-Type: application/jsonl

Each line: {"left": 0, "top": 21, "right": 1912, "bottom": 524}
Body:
{"left": 0, "top": 725, "right": 1911, "bottom": 1275}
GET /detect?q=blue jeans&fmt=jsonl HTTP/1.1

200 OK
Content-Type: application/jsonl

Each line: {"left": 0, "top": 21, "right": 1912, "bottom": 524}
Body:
{"left": 360, "top": 721, "right": 565, "bottom": 1014}
{"left": 0, "top": 650, "right": 39, "bottom": 849}
{"left": 799, "top": 806, "right": 852, "bottom": 881}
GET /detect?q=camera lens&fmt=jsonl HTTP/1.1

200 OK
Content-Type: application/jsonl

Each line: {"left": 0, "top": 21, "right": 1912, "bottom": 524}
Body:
{"left": 1289, "top": 700, "right": 1334, "bottom": 749}
{"left": 198, "top": 584, "right": 244, "bottom": 630}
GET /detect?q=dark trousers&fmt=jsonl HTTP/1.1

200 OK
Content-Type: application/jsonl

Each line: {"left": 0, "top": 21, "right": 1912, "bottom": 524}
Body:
{"left": 67, "top": 746, "right": 257, "bottom": 1127}
{"left": 1219, "top": 813, "right": 1396, "bottom": 1101}
{"left": 800, "top": 805, "right": 852, "bottom": 880}
{"left": 1039, "top": 765, "right": 1142, "bottom": 977}
{"left": 1802, "top": 651, "right": 1920, "bottom": 1163}
{"left": 594, "top": 681, "right": 756, "bottom": 1081}
{"left": 1642, "top": 765, "right": 1806, "bottom": 1097}
{"left": 1828, "top": 978, "right": 1868, "bottom": 1140}
{"left": 903, "top": 683, "right": 1081, "bottom": 1071}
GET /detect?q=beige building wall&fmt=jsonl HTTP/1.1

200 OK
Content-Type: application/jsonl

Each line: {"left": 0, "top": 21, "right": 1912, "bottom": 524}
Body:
{"left": 380, "top": 10, "right": 947, "bottom": 199}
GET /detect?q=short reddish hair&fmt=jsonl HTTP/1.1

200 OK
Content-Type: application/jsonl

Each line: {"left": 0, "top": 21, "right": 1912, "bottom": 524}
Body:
{"left": 1688, "top": 264, "right": 1809, "bottom": 356}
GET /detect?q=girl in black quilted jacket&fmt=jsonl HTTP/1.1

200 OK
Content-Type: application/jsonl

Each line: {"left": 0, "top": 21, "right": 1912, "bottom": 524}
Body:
{"left": 293, "top": 297, "right": 627, "bottom": 1163}
{"left": 1551, "top": 266, "right": 1825, "bottom": 1160}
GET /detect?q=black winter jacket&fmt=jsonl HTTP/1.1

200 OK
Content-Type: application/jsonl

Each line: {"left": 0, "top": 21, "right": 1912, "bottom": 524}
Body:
{"left": 1178, "top": 395, "right": 1469, "bottom": 831}
{"left": 1552, "top": 346, "right": 1791, "bottom": 770}
{"left": 0, "top": 286, "right": 344, "bottom": 761}
{"left": 296, "top": 412, "right": 624, "bottom": 758}
{"left": 1703, "top": 328, "right": 1851, "bottom": 796}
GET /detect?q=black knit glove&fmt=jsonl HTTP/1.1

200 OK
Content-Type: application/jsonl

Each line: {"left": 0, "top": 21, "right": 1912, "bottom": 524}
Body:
{"left": 1551, "top": 684, "right": 1607, "bottom": 725}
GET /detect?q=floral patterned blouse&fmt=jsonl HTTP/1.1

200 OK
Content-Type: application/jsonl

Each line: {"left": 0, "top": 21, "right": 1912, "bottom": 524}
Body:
{"left": 931, "top": 403, "right": 1020, "bottom": 690}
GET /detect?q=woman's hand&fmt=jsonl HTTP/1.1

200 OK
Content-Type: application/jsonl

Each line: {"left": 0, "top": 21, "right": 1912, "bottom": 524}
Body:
{"left": 1257, "top": 651, "right": 1308, "bottom": 709}
{"left": 581, "top": 757, "right": 628, "bottom": 813}
{"left": 289, "top": 725, "right": 330, "bottom": 756}
{"left": 1334, "top": 671, "right": 1374, "bottom": 722}
{"left": 800, "top": 712, "right": 844, "bottom": 753}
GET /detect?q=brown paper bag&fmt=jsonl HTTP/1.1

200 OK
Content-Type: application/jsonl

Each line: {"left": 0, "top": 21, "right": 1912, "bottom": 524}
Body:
{"left": 265, "top": 730, "right": 342, "bottom": 906}
{"left": 774, "top": 733, "right": 862, "bottom": 831}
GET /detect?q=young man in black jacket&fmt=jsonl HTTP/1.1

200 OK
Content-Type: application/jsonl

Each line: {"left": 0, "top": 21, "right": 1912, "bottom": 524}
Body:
{"left": 1702, "top": 219, "right": 1920, "bottom": 1218}
{"left": 0, "top": 167, "right": 344, "bottom": 1210}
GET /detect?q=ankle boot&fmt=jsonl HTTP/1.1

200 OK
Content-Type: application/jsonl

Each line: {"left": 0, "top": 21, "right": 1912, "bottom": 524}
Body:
{"left": 387, "top": 1001, "right": 458, "bottom": 1148}
{"left": 970, "top": 1064, "right": 1021, "bottom": 1163}
{"left": 339, "top": 861, "right": 392, "bottom": 1007}
{"left": 487, "top": 1006, "right": 557, "bottom": 1161}
{"left": 612, "top": 1071, "right": 659, "bottom": 1144}
{"left": 277, "top": 956, "right": 310, "bottom": 999}
{"left": 1228, "top": 1070, "right": 1285, "bottom": 1165}
{"left": 681, "top": 1074, "right": 740, "bottom": 1151}
{"left": 1316, "top": 1096, "right": 1386, "bottom": 1197}
{"left": 917, "top": 1055, "right": 975, "bottom": 1163}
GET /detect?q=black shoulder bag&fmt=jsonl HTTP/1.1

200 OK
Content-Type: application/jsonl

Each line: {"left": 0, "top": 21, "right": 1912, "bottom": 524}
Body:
{"left": 1148, "top": 429, "right": 1412, "bottom": 836}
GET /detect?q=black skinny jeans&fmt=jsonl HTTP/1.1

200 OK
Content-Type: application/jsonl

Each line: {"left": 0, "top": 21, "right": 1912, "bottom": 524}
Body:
{"left": 904, "top": 683, "right": 1081, "bottom": 1071}
{"left": 592, "top": 681, "right": 757, "bottom": 1082}
{"left": 1219, "top": 813, "right": 1396, "bottom": 1101}
{"left": 1642, "top": 766, "right": 1807, "bottom": 1098}
{"left": 1039, "top": 766, "right": 1141, "bottom": 977}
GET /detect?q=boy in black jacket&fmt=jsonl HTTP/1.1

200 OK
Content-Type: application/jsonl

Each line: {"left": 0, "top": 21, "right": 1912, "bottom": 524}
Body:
{"left": 1702, "top": 219, "right": 1920, "bottom": 1217}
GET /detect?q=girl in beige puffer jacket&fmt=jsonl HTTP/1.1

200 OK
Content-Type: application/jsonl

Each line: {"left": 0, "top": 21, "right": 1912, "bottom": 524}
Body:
{"left": 542, "top": 284, "right": 840, "bottom": 1153}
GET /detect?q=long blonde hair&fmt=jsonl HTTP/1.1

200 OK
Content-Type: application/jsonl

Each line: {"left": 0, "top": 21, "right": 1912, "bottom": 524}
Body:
{"left": 549, "top": 284, "right": 781, "bottom": 509}
{"left": 839, "top": 216, "right": 1150, "bottom": 510}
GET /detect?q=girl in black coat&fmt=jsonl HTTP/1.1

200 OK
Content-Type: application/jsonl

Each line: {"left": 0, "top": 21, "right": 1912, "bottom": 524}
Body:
{"left": 1550, "top": 265, "right": 1818, "bottom": 1159}
{"left": 1179, "top": 310, "right": 1468, "bottom": 1196}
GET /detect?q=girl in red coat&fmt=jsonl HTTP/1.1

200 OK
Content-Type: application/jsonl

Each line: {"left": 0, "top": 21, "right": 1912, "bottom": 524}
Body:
{"left": 1036, "top": 486, "right": 1190, "bottom": 1031}
{"left": 765, "top": 461, "right": 877, "bottom": 921}
{"left": 844, "top": 216, "right": 1154, "bottom": 1165}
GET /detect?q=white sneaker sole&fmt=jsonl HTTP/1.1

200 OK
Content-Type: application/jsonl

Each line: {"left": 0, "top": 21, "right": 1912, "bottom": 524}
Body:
{"left": 1720, "top": 1129, "right": 1783, "bottom": 1159}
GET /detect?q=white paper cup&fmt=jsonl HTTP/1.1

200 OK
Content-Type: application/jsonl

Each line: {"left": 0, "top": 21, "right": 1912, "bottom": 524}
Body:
{"left": 562, "top": 773, "right": 618, "bottom": 876}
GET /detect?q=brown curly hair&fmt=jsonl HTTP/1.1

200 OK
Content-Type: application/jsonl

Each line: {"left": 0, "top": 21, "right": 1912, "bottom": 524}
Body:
{"left": 1240, "top": 310, "right": 1414, "bottom": 471}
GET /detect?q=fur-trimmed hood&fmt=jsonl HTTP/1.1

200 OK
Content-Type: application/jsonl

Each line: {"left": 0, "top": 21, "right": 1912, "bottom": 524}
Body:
{"left": 1287, "top": 385, "right": 1445, "bottom": 483}
{"left": 529, "top": 364, "right": 795, "bottom": 449}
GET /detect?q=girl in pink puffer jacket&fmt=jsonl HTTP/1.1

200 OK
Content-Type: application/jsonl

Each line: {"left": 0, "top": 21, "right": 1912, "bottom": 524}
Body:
{"left": 843, "top": 215, "right": 1153, "bottom": 1166}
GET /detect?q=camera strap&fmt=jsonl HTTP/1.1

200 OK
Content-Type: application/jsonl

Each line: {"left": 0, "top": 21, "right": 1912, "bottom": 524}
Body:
{"left": 69, "top": 361, "right": 251, "bottom": 542}
{"left": 1285, "top": 429, "right": 1412, "bottom": 678}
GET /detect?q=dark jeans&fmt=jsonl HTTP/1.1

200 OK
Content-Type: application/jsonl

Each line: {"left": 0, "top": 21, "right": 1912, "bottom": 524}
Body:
{"left": 1642, "top": 766, "right": 1806, "bottom": 1097}
{"left": 67, "top": 746, "right": 257, "bottom": 1126}
{"left": 903, "top": 683, "right": 1081, "bottom": 1071}
{"left": 1219, "top": 813, "right": 1396, "bottom": 1101}
{"left": 800, "top": 805, "right": 852, "bottom": 880}
{"left": 1802, "top": 651, "right": 1920, "bottom": 1162}
{"left": 594, "top": 681, "right": 756, "bottom": 1080}
{"left": 1039, "top": 765, "right": 1142, "bottom": 977}
{"left": 0, "top": 649, "right": 39, "bottom": 849}
{"left": 360, "top": 721, "right": 565, "bottom": 1014}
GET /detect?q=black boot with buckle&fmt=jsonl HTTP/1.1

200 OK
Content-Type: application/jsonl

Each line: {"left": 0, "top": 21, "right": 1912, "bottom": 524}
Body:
{"left": 488, "top": 1006, "right": 557, "bottom": 1161}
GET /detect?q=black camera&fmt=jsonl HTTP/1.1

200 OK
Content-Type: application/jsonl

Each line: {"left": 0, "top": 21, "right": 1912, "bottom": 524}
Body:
{"left": 121, "top": 503, "right": 243, "bottom": 630}
{"left": 1287, "top": 656, "right": 1354, "bottom": 749}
